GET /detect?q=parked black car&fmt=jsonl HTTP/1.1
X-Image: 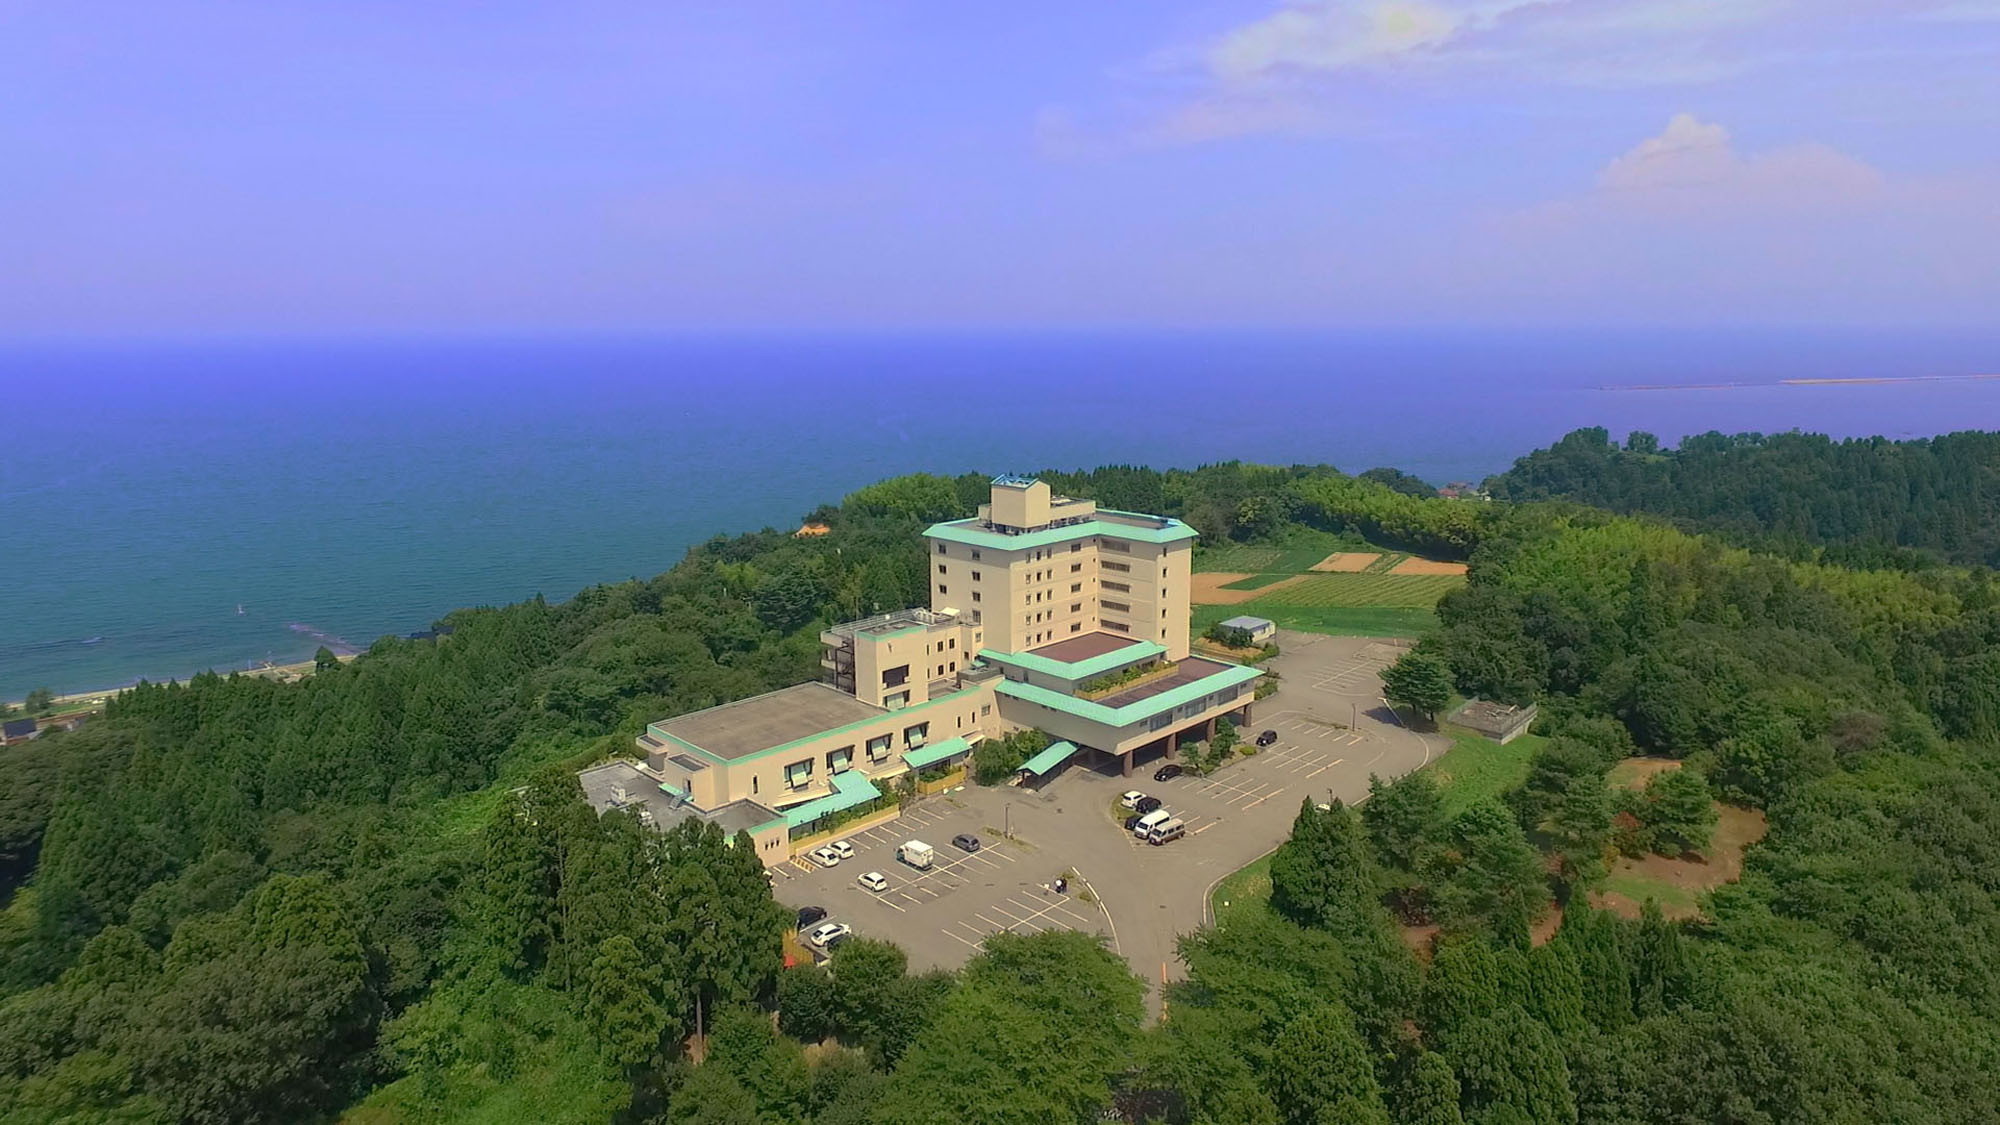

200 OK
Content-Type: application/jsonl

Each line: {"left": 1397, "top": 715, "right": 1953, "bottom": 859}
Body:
{"left": 1255, "top": 730, "right": 1279, "bottom": 747}
{"left": 952, "top": 833, "right": 982, "bottom": 853}
{"left": 1123, "top": 813, "right": 1144, "bottom": 832}
{"left": 1135, "top": 796, "right": 1164, "bottom": 816}
{"left": 823, "top": 931, "right": 851, "bottom": 953}
{"left": 796, "top": 905, "right": 827, "bottom": 929}
{"left": 1153, "top": 763, "right": 1183, "bottom": 782}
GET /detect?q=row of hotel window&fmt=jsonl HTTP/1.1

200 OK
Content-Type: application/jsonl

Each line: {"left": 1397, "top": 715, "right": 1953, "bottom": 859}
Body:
{"left": 768, "top": 702, "right": 991, "bottom": 793}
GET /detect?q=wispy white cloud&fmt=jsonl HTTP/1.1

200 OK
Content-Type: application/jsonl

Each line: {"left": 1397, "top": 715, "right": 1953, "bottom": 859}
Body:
{"left": 1592, "top": 112, "right": 1885, "bottom": 208}
{"left": 1083, "top": 0, "right": 1997, "bottom": 147}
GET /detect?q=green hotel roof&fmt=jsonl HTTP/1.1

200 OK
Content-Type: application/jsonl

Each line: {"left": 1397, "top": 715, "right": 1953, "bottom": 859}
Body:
{"left": 994, "top": 663, "right": 1262, "bottom": 727}
{"left": 902, "top": 736, "right": 971, "bottom": 770}
{"left": 923, "top": 513, "right": 1198, "bottom": 551}
{"left": 981, "top": 639, "right": 1166, "bottom": 683}
{"left": 1019, "top": 740, "right": 1080, "bottom": 776}
{"left": 783, "top": 769, "right": 882, "bottom": 828}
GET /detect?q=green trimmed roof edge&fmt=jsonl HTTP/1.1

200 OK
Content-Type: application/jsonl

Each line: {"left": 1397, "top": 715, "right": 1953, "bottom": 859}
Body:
{"left": 994, "top": 663, "right": 1261, "bottom": 727}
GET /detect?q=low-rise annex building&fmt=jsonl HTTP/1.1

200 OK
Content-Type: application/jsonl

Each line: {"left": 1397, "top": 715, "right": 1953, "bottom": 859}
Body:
{"left": 587, "top": 476, "right": 1262, "bottom": 865}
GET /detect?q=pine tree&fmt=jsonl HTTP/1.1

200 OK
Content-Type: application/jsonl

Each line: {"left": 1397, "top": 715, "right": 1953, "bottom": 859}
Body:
{"left": 1383, "top": 651, "right": 1453, "bottom": 720}
{"left": 1629, "top": 900, "right": 1692, "bottom": 1018}
{"left": 1396, "top": 1051, "right": 1465, "bottom": 1125}
{"left": 1552, "top": 905, "right": 1632, "bottom": 1031}
{"left": 1266, "top": 1003, "right": 1392, "bottom": 1125}
{"left": 1269, "top": 799, "right": 1385, "bottom": 940}
{"left": 585, "top": 935, "right": 668, "bottom": 1069}
{"left": 1638, "top": 766, "right": 1717, "bottom": 857}
{"left": 1451, "top": 1005, "right": 1577, "bottom": 1125}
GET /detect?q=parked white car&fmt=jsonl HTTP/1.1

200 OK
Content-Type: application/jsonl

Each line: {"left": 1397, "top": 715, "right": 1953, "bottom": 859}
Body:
{"left": 808, "top": 846, "right": 842, "bottom": 868}
{"left": 806, "top": 921, "right": 852, "bottom": 948}
{"left": 1120, "top": 790, "right": 1146, "bottom": 810}
{"left": 857, "top": 871, "right": 889, "bottom": 892}
{"left": 827, "top": 840, "right": 856, "bottom": 860}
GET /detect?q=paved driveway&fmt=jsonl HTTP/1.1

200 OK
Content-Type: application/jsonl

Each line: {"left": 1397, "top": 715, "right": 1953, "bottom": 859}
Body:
{"left": 773, "top": 629, "right": 1448, "bottom": 1011}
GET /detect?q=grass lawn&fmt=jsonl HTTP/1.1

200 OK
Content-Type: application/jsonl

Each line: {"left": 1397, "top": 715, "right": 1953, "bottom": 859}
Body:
{"left": 1210, "top": 851, "right": 1276, "bottom": 926}
{"left": 1599, "top": 869, "right": 1700, "bottom": 914}
{"left": 1428, "top": 728, "right": 1543, "bottom": 818}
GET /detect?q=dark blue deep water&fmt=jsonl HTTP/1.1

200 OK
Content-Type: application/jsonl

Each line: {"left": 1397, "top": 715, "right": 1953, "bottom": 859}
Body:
{"left": 3, "top": 330, "right": 1997, "bottom": 699}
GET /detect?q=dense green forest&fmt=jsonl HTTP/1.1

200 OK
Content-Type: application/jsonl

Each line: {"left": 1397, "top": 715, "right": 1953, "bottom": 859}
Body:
{"left": 1488, "top": 426, "right": 2000, "bottom": 567}
{"left": 5, "top": 445, "right": 1999, "bottom": 1124}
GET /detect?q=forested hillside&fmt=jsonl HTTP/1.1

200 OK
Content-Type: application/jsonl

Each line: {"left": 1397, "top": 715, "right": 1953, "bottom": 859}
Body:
{"left": 0, "top": 462, "right": 1448, "bottom": 1123}
{"left": 8, "top": 448, "right": 1998, "bottom": 1124}
{"left": 1487, "top": 427, "right": 2000, "bottom": 566}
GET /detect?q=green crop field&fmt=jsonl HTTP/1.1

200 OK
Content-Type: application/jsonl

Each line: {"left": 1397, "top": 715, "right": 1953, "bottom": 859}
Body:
{"left": 1251, "top": 572, "right": 1464, "bottom": 608}
{"left": 1194, "top": 544, "right": 1287, "bottom": 573}
{"left": 1219, "top": 572, "right": 1300, "bottom": 591}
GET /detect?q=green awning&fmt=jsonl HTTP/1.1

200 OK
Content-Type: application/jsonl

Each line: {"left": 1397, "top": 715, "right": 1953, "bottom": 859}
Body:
{"left": 903, "top": 736, "right": 970, "bottom": 770}
{"left": 783, "top": 769, "right": 882, "bottom": 828}
{"left": 1018, "top": 740, "right": 1080, "bottom": 777}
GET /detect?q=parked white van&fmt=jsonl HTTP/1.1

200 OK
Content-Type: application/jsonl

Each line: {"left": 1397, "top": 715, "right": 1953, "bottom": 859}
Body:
{"left": 1131, "top": 809, "right": 1171, "bottom": 839}
{"left": 1146, "top": 817, "right": 1186, "bottom": 845}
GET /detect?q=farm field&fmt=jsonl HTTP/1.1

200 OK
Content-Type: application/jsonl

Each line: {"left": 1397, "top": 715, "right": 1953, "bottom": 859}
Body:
{"left": 1250, "top": 571, "right": 1464, "bottom": 608}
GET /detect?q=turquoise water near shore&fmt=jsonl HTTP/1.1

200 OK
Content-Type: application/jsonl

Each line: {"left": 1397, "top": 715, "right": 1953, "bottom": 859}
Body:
{"left": 3, "top": 330, "right": 1997, "bottom": 700}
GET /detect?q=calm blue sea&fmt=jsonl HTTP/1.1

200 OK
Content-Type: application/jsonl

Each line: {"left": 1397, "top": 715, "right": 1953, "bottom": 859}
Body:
{"left": 3, "top": 330, "right": 1997, "bottom": 700}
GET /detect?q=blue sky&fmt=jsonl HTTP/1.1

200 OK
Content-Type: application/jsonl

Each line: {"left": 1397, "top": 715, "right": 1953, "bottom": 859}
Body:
{"left": 3, "top": 1, "right": 1996, "bottom": 335}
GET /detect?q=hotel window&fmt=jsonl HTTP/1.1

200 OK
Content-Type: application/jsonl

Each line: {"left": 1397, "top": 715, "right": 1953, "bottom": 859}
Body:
{"left": 1071, "top": 563, "right": 1081, "bottom": 573}
{"left": 866, "top": 734, "right": 894, "bottom": 762}
{"left": 937, "top": 563, "right": 946, "bottom": 573}
{"left": 938, "top": 585, "right": 947, "bottom": 595}
{"left": 828, "top": 746, "right": 854, "bottom": 774}
{"left": 972, "top": 571, "right": 980, "bottom": 581}
{"left": 1071, "top": 582, "right": 1082, "bottom": 593}
{"left": 903, "top": 722, "right": 929, "bottom": 747}
{"left": 971, "top": 591, "right": 981, "bottom": 603}
{"left": 884, "top": 664, "right": 909, "bottom": 687}
{"left": 1072, "top": 543, "right": 1082, "bottom": 552}
{"left": 1103, "top": 539, "right": 1130, "bottom": 553}
{"left": 937, "top": 544, "right": 947, "bottom": 554}
{"left": 948, "top": 638, "right": 955, "bottom": 649}
{"left": 884, "top": 690, "right": 909, "bottom": 708}
{"left": 1071, "top": 603, "right": 1081, "bottom": 612}
{"left": 971, "top": 550, "right": 981, "bottom": 560}
{"left": 1070, "top": 623, "right": 1081, "bottom": 633}
{"left": 1106, "top": 620, "right": 1129, "bottom": 632}
{"left": 1103, "top": 560, "right": 1129, "bottom": 573}
{"left": 752, "top": 777, "right": 759, "bottom": 794}
{"left": 784, "top": 760, "right": 814, "bottom": 790}
{"left": 981, "top": 704, "right": 991, "bottom": 716}
{"left": 1103, "top": 600, "right": 1130, "bottom": 613}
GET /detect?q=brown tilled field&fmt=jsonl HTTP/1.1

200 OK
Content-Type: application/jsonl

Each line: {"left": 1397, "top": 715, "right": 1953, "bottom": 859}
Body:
{"left": 1389, "top": 557, "right": 1469, "bottom": 576}
{"left": 1310, "top": 552, "right": 1381, "bottom": 572}
{"left": 1192, "top": 572, "right": 1306, "bottom": 605}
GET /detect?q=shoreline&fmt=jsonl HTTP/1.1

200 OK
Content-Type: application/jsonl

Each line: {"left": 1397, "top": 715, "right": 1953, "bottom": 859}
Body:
{"left": 6, "top": 653, "right": 358, "bottom": 716}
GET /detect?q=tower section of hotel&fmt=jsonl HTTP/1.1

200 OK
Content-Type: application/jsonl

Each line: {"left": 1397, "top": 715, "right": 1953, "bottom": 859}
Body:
{"left": 925, "top": 475, "right": 1194, "bottom": 658}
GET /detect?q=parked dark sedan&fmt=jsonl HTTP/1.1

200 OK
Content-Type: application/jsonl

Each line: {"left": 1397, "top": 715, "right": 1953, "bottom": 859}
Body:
{"left": 1123, "top": 813, "right": 1144, "bottom": 832}
{"left": 951, "top": 833, "right": 982, "bottom": 853}
{"left": 1135, "top": 795, "right": 1164, "bottom": 816}
{"left": 1255, "top": 729, "right": 1279, "bottom": 747}
{"left": 1152, "top": 763, "right": 1184, "bottom": 782}
{"left": 796, "top": 905, "right": 827, "bottom": 929}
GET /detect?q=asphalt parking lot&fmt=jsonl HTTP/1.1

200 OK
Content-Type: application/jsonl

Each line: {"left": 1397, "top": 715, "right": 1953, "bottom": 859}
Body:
{"left": 772, "top": 795, "right": 1115, "bottom": 973}
{"left": 773, "top": 630, "right": 1448, "bottom": 1006}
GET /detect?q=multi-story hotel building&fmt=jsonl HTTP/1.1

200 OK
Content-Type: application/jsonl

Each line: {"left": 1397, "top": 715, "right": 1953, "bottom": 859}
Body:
{"left": 580, "top": 476, "right": 1261, "bottom": 865}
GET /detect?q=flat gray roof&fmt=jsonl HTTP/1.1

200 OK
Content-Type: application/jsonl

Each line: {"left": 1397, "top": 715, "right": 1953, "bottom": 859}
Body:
{"left": 653, "top": 681, "right": 883, "bottom": 761}
{"left": 580, "top": 761, "right": 781, "bottom": 834}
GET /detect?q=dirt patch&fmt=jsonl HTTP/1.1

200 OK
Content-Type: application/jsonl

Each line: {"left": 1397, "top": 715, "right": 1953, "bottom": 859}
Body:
{"left": 1389, "top": 557, "right": 1469, "bottom": 576}
{"left": 1609, "top": 757, "right": 1682, "bottom": 790}
{"left": 1591, "top": 804, "right": 1769, "bottom": 922}
{"left": 1311, "top": 552, "right": 1381, "bottom": 573}
{"left": 1193, "top": 572, "right": 1307, "bottom": 605}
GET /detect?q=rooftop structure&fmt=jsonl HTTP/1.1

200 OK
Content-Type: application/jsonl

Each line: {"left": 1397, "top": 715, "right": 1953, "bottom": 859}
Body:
{"left": 1448, "top": 699, "right": 1539, "bottom": 744}
{"left": 579, "top": 761, "right": 785, "bottom": 838}
{"left": 647, "top": 682, "right": 882, "bottom": 762}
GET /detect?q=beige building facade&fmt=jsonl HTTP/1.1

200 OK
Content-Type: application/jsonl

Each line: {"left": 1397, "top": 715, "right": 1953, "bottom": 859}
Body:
{"left": 594, "top": 477, "right": 1255, "bottom": 866}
